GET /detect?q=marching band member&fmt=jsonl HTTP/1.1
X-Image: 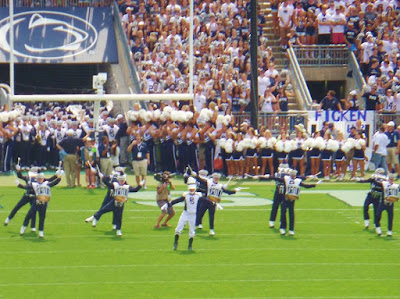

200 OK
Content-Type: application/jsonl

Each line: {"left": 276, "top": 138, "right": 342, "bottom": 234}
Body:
{"left": 85, "top": 174, "right": 144, "bottom": 236}
{"left": 375, "top": 173, "right": 399, "bottom": 236}
{"left": 357, "top": 168, "right": 386, "bottom": 229}
{"left": 195, "top": 172, "right": 239, "bottom": 236}
{"left": 18, "top": 171, "right": 62, "bottom": 238}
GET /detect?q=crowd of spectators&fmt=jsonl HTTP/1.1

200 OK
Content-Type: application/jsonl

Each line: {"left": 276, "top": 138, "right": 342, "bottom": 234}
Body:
{"left": 119, "top": 0, "right": 292, "bottom": 116}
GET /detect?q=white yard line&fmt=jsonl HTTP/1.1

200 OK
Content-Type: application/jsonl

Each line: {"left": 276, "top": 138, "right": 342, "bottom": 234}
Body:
{"left": 0, "top": 278, "right": 399, "bottom": 287}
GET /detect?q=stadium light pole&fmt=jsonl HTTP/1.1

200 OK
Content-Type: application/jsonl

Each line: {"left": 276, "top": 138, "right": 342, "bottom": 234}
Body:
{"left": 9, "top": 0, "right": 15, "bottom": 96}
{"left": 189, "top": 0, "right": 194, "bottom": 95}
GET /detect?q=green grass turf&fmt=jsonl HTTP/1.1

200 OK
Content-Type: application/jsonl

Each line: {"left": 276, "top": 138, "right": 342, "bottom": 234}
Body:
{"left": 0, "top": 174, "right": 400, "bottom": 298}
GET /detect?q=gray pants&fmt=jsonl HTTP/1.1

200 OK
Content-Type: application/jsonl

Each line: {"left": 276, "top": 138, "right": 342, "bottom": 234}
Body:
{"left": 64, "top": 154, "right": 77, "bottom": 187}
{"left": 100, "top": 158, "right": 113, "bottom": 187}
{"left": 119, "top": 136, "right": 129, "bottom": 166}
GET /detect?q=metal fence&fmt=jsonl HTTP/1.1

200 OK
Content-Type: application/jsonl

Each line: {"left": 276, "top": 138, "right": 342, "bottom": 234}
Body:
{"left": 291, "top": 45, "right": 349, "bottom": 66}
{"left": 232, "top": 111, "right": 308, "bottom": 133}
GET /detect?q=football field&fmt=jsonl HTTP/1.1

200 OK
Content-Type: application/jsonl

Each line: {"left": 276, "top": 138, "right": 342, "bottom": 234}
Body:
{"left": 1, "top": 175, "right": 400, "bottom": 299}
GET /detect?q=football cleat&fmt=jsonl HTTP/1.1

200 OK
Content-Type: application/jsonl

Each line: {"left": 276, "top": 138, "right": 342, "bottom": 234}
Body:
{"left": 20, "top": 226, "right": 26, "bottom": 235}
{"left": 31, "top": 227, "right": 36, "bottom": 232}
{"left": 387, "top": 231, "right": 393, "bottom": 237}
{"left": 280, "top": 228, "right": 286, "bottom": 235}
{"left": 38, "top": 231, "right": 44, "bottom": 238}
{"left": 92, "top": 218, "right": 97, "bottom": 227}
{"left": 85, "top": 216, "right": 94, "bottom": 223}
{"left": 197, "top": 224, "right": 203, "bottom": 229}
{"left": 289, "top": 230, "right": 295, "bottom": 236}
{"left": 112, "top": 224, "right": 117, "bottom": 230}
{"left": 269, "top": 221, "right": 275, "bottom": 228}
{"left": 209, "top": 229, "right": 215, "bottom": 236}
{"left": 375, "top": 227, "right": 382, "bottom": 236}
{"left": 4, "top": 217, "right": 10, "bottom": 226}
{"left": 116, "top": 230, "right": 122, "bottom": 236}
{"left": 364, "top": 220, "right": 370, "bottom": 229}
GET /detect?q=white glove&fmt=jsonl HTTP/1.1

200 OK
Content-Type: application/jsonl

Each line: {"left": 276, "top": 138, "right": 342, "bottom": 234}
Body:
{"left": 262, "top": 174, "right": 270, "bottom": 179}
{"left": 56, "top": 169, "right": 64, "bottom": 176}
{"left": 252, "top": 175, "right": 260, "bottom": 180}
{"left": 15, "top": 165, "right": 21, "bottom": 171}
{"left": 161, "top": 203, "right": 168, "bottom": 211}
{"left": 90, "top": 167, "right": 97, "bottom": 174}
{"left": 99, "top": 173, "right": 104, "bottom": 179}
{"left": 216, "top": 203, "right": 223, "bottom": 210}
{"left": 191, "top": 171, "right": 197, "bottom": 177}
{"left": 223, "top": 183, "right": 228, "bottom": 189}
{"left": 234, "top": 187, "right": 242, "bottom": 192}
{"left": 316, "top": 180, "right": 323, "bottom": 185}
{"left": 15, "top": 179, "right": 20, "bottom": 186}
{"left": 140, "top": 179, "right": 146, "bottom": 187}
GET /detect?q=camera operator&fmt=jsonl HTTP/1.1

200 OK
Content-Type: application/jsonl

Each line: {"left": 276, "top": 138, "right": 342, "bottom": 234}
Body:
{"left": 154, "top": 171, "right": 175, "bottom": 229}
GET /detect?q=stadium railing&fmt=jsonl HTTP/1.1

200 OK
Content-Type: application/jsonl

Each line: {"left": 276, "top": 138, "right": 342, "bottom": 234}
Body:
{"left": 287, "top": 46, "right": 317, "bottom": 111}
{"left": 233, "top": 111, "right": 308, "bottom": 132}
{"left": 291, "top": 45, "right": 349, "bottom": 66}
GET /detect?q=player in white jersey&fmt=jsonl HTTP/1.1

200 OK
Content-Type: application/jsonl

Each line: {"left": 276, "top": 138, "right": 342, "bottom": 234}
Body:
{"left": 163, "top": 182, "right": 219, "bottom": 250}
{"left": 195, "top": 172, "right": 240, "bottom": 236}
{"left": 85, "top": 173, "right": 144, "bottom": 236}
{"left": 266, "top": 169, "right": 321, "bottom": 235}
{"left": 17, "top": 171, "right": 62, "bottom": 238}
{"left": 375, "top": 173, "right": 399, "bottom": 236}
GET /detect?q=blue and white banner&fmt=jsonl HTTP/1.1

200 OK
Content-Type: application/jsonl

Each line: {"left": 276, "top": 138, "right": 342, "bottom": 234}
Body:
{"left": 0, "top": 7, "right": 118, "bottom": 63}
{"left": 308, "top": 110, "right": 375, "bottom": 152}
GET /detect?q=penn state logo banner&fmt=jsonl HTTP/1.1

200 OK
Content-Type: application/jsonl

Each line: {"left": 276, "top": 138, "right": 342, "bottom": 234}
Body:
{"left": 0, "top": 7, "right": 118, "bottom": 63}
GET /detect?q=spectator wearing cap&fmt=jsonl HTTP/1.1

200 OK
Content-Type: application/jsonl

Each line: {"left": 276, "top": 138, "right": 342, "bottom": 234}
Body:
{"left": 373, "top": 126, "right": 390, "bottom": 174}
{"left": 57, "top": 130, "right": 86, "bottom": 188}
{"left": 319, "top": 90, "right": 342, "bottom": 111}
{"left": 98, "top": 135, "right": 113, "bottom": 188}
{"left": 330, "top": 6, "right": 346, "bottom": 44}
{"left": 345, "top": 90, "right": 360, "bottom": 110}
{"left": 385, "top": 121, "right": 400, "bottom": 177}
{"left": 361, "top": 84, "right": 381, "bottom": 111}
{"left": 127, "top": 132, "right": 150, "bottom": 187}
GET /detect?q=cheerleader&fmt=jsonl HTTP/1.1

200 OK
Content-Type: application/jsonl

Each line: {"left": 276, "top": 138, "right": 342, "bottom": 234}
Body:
{"left": 81, "top": 138, "right": 97, "bottom": 189}
{"left": 233, "top": 133, "right": 245, "bottom": 179}
{"left": 321, "top": 132, "right": 333, "bottom": 180}
{"left": 260, "top": 130, "right": 275, "bottom": 175}
{"left": 224, "top": 132, "right": 235, "bottom": 179}
{"left": 245, "top": 128, "right": 259, "bottom": 175}
{"left": 309, "top": 131, "right": 322, "bottom": 177}
{"left": 352, "top": 131, "right": 367, "bottom": 179}
{"left": 275, "top": 131, "right": 289, "bottom": 165}
{"left": 335, "top": 131, "right": 346, "bottom": 181}
{"left": 292, "top": 126, "right": 306, "bottom": 176}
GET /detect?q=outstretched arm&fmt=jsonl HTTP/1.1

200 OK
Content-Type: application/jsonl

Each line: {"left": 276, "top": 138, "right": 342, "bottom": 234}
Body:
{"left": 129, "top": 185, "right": 142, "bottom": 192}
{"left": 170, "top": 196, "right": 185, "bottom": 206}
{"left": 300, "top": 182, "right": 317, "bottom": 188}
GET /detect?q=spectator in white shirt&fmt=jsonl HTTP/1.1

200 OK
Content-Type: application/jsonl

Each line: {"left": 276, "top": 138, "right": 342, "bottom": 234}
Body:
{"left": 373, "top": 126, "right": 390, "bottom": 174}
{"left": 278, "top": 0, "right": 294, "bottom": 48}
{"left": 331, "top": 7, "right": 346, "bottom": 44}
